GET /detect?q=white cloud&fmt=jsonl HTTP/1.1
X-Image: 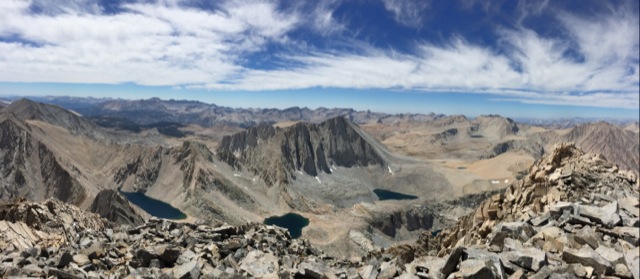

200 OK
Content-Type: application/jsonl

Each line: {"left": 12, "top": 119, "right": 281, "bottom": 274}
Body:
{"left": 0, "top": 0, "right": 297, "bottom": 85}
{"left": 202, "top": 28, "right": 638, "bottom": 109}
{"left": 311, "top": 1, "right": 345, "bottom": 35}
{"left": 0, "top": 0, "right": 637, "bottom": 109}
{"left": 381, "top": 0, "right": 430, "bottom": 28}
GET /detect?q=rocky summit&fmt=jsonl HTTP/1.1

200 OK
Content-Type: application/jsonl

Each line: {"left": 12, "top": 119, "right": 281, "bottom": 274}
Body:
{"left": 414, "top": 143, "right": 639, "bottom": 279}
{"left": 1, "top": 144, "right": 639, "bottom": 279}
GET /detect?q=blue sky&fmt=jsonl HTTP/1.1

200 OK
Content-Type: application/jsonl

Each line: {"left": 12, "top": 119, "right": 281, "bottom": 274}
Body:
{"left": 0, "top": 0, "right": 638, "bottom": 119}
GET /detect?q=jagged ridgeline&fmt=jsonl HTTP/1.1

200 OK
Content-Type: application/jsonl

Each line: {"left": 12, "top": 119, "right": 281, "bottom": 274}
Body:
{"left": 216, "top": 116, "right": 385, "bottom": 186}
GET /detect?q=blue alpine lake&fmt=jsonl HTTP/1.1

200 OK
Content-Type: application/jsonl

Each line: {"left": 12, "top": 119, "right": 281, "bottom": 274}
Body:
{"left": 263, "top": 213, "right": 310, "bottom": 239}
{"left": 119, "top": 191, "right": 187, "bottom": 220}
{"left": 373, "top": 189, "right": 419, "bottom": 201}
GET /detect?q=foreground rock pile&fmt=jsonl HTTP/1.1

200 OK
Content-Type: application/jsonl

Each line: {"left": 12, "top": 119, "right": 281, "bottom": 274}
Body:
{"left": 0, "top": 200, "right": 357, "bottom": 278}
{"left": 0, "top": 144, "right": 638, "bottom": 279}
{"left": 415, "top": 144, "right": 639, "bottom": 278}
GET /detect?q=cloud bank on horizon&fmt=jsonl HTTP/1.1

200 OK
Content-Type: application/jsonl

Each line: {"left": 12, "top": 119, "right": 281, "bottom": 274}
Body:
{"left": 0, "top": 0, "right": 638, "bottom": 109}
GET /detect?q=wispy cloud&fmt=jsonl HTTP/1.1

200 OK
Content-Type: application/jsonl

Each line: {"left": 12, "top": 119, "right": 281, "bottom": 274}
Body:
{"left": 0, "top": 0, "right": 297, "bottom": 85}
{"left": 381, "top": 0, "right": 430, "bottom": 29}
{"left": 203, "top": 25, "right": 638, "bottom": 108}
{"left": 308, "top": 0, "right": 346, "bottom": 35}
{"left": 0, "top": 0, "right": 638, "bottom": 109}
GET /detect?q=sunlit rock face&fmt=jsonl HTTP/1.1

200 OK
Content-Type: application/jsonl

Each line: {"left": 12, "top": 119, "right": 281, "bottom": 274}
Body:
{"left": 217, "top": 116, "right": 385, "bottom": 186}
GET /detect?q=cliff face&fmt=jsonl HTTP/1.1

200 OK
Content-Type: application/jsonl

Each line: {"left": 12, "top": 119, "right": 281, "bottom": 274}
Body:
{"left": 113, "top": 147, "right": 163, "bottom": 193}
{"left": 0, "top": 117, "right": 86, "bottom": 205}
{"left": 217, "top": 116, "right": 385, "bottom": 186}
{"left": 370, "top": 207, "right": 436, "bottom": 238}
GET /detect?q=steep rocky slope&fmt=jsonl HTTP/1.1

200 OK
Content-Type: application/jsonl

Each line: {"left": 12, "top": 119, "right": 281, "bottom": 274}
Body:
{"left": 561, "top": 121, "right": 639, "bottom": 173}
{"left": 412, "top": 143, "right": 640, "bottom": 278}
{"left": 0, "top": 116, "right": 86, "bottom": 205}
{"left": 3, "top": 99, "right": 99, "bottom": 136}
{"left": 112, "top": 139, "right": 265, "bottom": 225}
{"left": 0, "top": 100, "right": 165, "bottom": 208}
{"left": 217, "top": 116, "right": 385, "bottom": 186}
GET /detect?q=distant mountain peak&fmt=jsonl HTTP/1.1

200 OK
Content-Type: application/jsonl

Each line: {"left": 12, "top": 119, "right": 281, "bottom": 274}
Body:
{"left": 2, "top": 98, "right": 97, "bottom": 134}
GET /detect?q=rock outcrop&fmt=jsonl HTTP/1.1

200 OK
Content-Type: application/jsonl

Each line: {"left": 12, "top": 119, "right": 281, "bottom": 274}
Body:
{"left": 217, "top": 116, "right": 385, "bottom": 186}
{"left": 370, "top": 207, "right": 437, "bottom": 238}
{"left": 89, "top": 190, "right": 147, "bottom": 226}
{"left": 482, "top": 139, "right": 545, "bottom": 159}
{"left": 0, "top": 199, "right": 358, "bottom": 279}
{"left": 113, "top": 147, "right": 163, "bottom": 193}
{"left": 414, "top": 143, "right": 639, "bottom": 278}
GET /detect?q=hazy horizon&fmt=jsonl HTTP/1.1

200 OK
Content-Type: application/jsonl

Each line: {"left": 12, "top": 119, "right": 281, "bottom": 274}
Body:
{"left": 1, "top": 88, "right": 639, "bottom": 121}
{"left": 1, "top": 0, "right": 638, "bottom": 119}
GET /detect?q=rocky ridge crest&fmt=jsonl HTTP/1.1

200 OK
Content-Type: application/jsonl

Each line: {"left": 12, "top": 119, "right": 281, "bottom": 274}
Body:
{"left": 413, "top": 143, "right": 640, "bottom": 278}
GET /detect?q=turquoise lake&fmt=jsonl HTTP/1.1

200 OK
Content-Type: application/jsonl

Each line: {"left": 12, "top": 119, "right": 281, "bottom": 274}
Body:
{"left": 263, "top": 213, "right": 309, "bottom": 238}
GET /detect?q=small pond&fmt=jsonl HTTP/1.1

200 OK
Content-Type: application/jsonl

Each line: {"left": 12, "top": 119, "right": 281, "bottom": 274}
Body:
{"left": 457, "top": 166, "right": 467, "bottom": 170}
{"left": 263, "top": 213, "right": 309, "bottom": 239}
{"left": 373, "top": 189, "right": 418, "bottom": 201}
{"left": 119, "top": 191, "right": 187, "bottom": 220}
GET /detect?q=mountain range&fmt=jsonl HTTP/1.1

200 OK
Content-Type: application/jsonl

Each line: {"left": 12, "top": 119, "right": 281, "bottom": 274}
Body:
{"left": 1, "top": 143, "right": 637, "bottom": 279}
{"left": 0, "top": 96, "right": 637, "bottom": 258}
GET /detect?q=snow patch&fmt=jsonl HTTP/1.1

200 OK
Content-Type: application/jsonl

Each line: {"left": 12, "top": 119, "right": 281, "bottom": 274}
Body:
{"left": 388, "top": 166, "right": 394, "bottom": 175}
{"left": 490, "top": 180, "right": 500, "bottom": 185}
{"left": 504, "top": 179, "right": 509, "bottom": 184}
{"left": 233, "top": 173, "right": 241, "bottom": 177}
{"left": 315, "top": 176, "right": 321, "bottom": 184}
{"left": 68, "top": 109, "right": 83, "bottom": 117}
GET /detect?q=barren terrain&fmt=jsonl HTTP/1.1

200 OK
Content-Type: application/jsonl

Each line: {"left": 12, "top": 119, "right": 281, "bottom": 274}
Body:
{"left": 1, "top": 98, "right": 637, "bottom": 259}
